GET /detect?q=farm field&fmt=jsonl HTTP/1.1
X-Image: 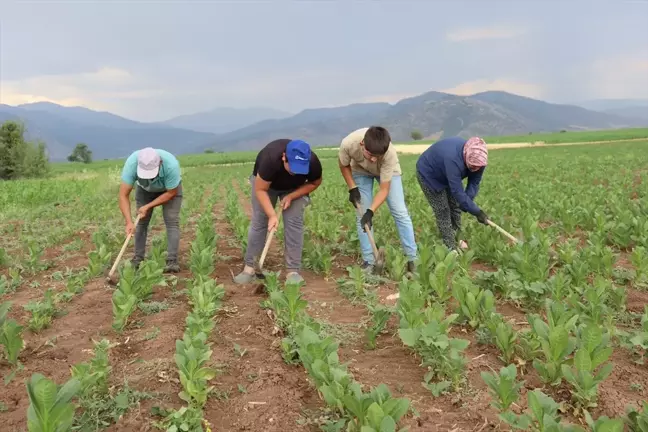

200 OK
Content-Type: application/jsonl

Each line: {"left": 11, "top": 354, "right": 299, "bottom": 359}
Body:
{"left": 394, "top": 127, "right": 648, "bottom": 147}
{"left": 1, "top": 140, "right": 648, "bottom": 431}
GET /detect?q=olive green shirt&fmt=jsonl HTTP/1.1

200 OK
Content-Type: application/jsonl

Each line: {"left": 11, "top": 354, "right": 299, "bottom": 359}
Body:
{"left": 338, "top": 127, "right": 402, "bottom": 183}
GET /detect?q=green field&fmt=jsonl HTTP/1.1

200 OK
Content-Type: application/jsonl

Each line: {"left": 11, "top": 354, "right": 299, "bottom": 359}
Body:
{"left": 396, "top": 127, "right": 648, "bottom": 146}
{"left": 1, "top": 139, "right": 648, "bottom": 431}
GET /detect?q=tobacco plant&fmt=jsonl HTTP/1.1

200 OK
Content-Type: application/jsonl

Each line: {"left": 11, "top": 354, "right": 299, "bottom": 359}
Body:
{"left": 0, "top": 301, "right": 24, "bottom": 366}
{"left": 452, "top": 276, "right": 495, "bottom": 329}
{"left": 499, "top": 389, "right": 583, "bottom": 431}
{"left": 485, "top": 314, "right": 518, "bottom": 364}
{"left": 365, "top": 303, "right": 392, "bottom": 350}
{"left": 481, "top": 364, "right": 523, "bottom": 411}
{"left": 561, "top": 323, "right": 614, "bottom": 409}
{"left": 175, "top": 332, "right": 218, "bottom": 407}
{"left": 530, "top": 301, "right": 579, "bottom": 386}
{"left": 112, "top": 260, "right": 164, "bottom": 332}
{"left": 26, "top": 373, "right": 81, "bottom": 432}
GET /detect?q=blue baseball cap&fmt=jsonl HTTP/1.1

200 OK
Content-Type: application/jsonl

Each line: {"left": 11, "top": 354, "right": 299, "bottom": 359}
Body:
{"left": 286, "top": 139, "right": 311, "bottom": 175}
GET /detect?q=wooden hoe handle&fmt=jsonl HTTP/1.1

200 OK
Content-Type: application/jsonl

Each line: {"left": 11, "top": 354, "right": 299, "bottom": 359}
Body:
{"left": 487, "top": 220, "right": 520, "bottom": 244}
{"left": 108, "top": 214, "right": 141, "bottom": 278}
{"left": 258, "top": 200, "right": 283, "bottom": 271}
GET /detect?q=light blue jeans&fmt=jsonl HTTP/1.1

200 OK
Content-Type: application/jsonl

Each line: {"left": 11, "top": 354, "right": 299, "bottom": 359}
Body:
{"left": 353, "top": 173, "right": 417, "bottom": 264}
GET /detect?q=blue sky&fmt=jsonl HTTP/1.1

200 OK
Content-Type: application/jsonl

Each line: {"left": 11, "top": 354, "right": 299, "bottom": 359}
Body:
{"left": 1, "top": 0, "right": 647, "bottom": 122}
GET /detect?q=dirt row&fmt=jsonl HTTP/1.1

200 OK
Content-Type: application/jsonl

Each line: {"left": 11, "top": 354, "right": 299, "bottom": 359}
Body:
{"left": 229, "top": 186, "right": 648, "bottom": 430}
{"left": 1, "top": 187, "right": 647, "bottom": 431}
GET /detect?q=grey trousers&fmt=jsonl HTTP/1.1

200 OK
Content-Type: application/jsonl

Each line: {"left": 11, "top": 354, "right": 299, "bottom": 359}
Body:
{"left": 134, "top": 183, "right": 183, "bottom": 264}
{"left": 244, "top": 175, "right": 310, "bottom": 271}
{"left": 416, "top": 172, "right": 462, "bottom": 250}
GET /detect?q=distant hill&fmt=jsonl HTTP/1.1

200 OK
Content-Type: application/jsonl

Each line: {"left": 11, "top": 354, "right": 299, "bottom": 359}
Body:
{"left": 158, "top": 106, "right": 293, "bottom": 134}
{"left": 1, "top": 92, "right": 646, "bottom": 162}
{"left": 207, "top": 91, "right": 646, "bottom": 150}
{"left": 575, "top": 99, "right": 648, "bottom": 120}
{"left": 0, "top": 103, "right": 218, "bottom": 161}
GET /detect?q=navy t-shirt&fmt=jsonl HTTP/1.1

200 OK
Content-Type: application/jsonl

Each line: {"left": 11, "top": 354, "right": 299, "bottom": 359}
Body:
{"left": 252, "top": 139, "right": 322, "bottom": 191}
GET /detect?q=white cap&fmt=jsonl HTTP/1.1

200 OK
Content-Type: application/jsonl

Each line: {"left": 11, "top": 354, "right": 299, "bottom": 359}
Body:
{"left": 137, "top": 147, "right": 161, "bottom": 179}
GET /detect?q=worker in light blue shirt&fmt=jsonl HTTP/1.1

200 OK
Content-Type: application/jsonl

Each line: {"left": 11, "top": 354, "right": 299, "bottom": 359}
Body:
{"left": 119, "top": 147, "right": 183, "bottom": 272}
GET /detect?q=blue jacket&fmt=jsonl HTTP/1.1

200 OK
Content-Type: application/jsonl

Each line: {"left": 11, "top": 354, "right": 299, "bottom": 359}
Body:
{"left": 416, "top": 136, "right": 484, "bottom": 216}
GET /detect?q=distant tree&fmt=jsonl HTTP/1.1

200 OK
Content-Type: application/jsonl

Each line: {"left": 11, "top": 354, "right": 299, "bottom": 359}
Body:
{"left": 0, "top": 120, "right": 50, "bottom": 180}
{"left": 67, "top": 143, "right": 93, "bottom": 163}
{"left": 559, "top": 130, "right": 567, "bottom": 133}
{"left": 204, "top": 148, "right": 215, "bottom": 154}
{"left": 411, "top": 130, "right": 423, "bottom": 141}
{"left": 22, "top": 140, "right": 50, "bottom": 178}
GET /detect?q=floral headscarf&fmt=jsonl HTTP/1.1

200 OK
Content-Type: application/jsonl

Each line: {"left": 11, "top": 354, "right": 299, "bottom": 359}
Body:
{"left": 463, "top": 137, "right": 488, "bottom": 167}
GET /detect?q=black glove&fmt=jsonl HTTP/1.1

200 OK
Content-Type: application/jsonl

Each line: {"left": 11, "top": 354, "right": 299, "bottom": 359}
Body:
{"left": 476, "top": 210, "right": 489, "bottom": 225}
{"left": 348, "top": 187, "right": 361, "bottom": 208}
{"left": 360, "top": 209, "right": 374, "bottom": 231}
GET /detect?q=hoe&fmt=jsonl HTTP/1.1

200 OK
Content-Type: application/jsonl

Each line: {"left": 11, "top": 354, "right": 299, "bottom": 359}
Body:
{"left": 106, "top": 214, "right": 141, "bottom": 285}
{"left": 355, "top": 206, "right": 385, "bottom": 274}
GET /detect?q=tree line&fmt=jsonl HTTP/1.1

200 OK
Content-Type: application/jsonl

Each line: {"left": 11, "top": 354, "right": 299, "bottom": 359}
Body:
{"left": 0, "top": 120, "right": 93, "bottom": 181}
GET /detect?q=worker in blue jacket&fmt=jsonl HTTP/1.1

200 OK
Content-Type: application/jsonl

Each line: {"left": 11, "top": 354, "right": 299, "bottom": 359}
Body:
{"left": 415, "top": 136, "right": 489, "bottom": 251}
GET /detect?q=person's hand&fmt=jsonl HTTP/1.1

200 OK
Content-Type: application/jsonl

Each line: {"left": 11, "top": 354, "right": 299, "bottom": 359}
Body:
{"left": 282, "top": 195, "right": 293, "bottom": 210}
{"left": 125, "top": 220, "right": 135, "bottom": 236}
{"left": 268, "top": 214, "right": 279, "bottom": 232}
{"left": 137, "top": 205, "right": 151, "bottom": 220}
{"left": 476, "top": 210, "right": 489, "bottom": 225}
{"left": 360, "top": 209, "right": 374, "bottom": 232}
{"left": 348, "top": 187, "right": 361, "bottom": 208}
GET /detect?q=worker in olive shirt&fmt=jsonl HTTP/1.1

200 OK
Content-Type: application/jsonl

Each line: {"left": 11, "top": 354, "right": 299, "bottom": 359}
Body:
{"left": 233, "top": 139, "right": 323, "bottom": 285}
{"left": 119, "top": 147, "right": 183, "bottom": 273}
{"left": 339, "top": 126, "right": 417, "bottom": 274}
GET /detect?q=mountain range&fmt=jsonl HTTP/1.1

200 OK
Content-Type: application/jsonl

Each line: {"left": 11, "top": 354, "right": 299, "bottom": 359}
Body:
{"left": 157, "top": 107, "right": 292, "bottom": 134}
{"left": 575, "top": 99, "right": 648, "bottom": 120}
{"left": 0, "top": 92, "right": 646, "bottom": 161}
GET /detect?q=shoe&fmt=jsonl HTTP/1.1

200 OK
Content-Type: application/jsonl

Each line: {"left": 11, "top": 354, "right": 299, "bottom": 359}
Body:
{"left": 164, "top": 262, "right": 180, "bottom": 273}
{"left": 286, "top": 272, "right": 304, "bottom": 284}
{"left": 233, "top": 269, "right": 256, "bottom": 285}
{"left": 361, "top": 262, "right": 375, "bottom": 274}
{"left": 406, "top": 261, "right": 416, "bottom": 273}
{"left": 130, "top": 258, "right": 142, "bottom": 270}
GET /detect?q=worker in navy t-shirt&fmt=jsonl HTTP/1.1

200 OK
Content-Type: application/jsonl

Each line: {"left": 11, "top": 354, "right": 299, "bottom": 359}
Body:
{"left": 233, "top": 139, "right": 322, "bottom": 285}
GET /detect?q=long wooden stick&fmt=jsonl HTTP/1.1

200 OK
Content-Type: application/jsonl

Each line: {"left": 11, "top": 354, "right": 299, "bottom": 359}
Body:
{"left": 355, "top": 207, "right": 381, "bottom": 261}
{"left": 108, "top": 214, "right": 141, "bottom": 278}
{"left": 257, "top": 200, "right": 283, "bottom": 272}
{"left": 487, "top": 220, "right": 521, "bottom": 244}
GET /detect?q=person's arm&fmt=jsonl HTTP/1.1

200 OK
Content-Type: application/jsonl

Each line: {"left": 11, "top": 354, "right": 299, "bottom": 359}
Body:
{"left": 338, "top": 157, "right": 356, "bottom": 189}
{"left": 370, "top": 181, "right": 390, "bottom": 212}
{"left": 370, "top": 150, "right": 398, "bottom": 212}
{"left": 119, "top": 183, "right": 135, "bottom": 234}
{"left": 119, "top": 183, "right": 134, "bottom": 222}
{"left": 445, "top": 159, "right": 481, "bottom": 216}
{"left": 465, "top": 167, "right": 484, "bottom": 200}
{"left": 254, "top": 174, "right": 277, "bottom": 219}
{"left": 138, "top": 163, "right": 181, "bottom": 217}
{"left": 138, "top": 187, "right": 179, "bottom": 215}
{"left": 287, "top": 177, "right": 322, "bottom": 201}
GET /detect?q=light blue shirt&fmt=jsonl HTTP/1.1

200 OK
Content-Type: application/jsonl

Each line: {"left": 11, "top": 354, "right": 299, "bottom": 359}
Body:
{"left": 121, "top": 149, "right": 181, "bottom": 192}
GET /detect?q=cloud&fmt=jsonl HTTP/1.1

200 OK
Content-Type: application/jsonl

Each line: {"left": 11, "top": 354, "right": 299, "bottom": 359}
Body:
{"left": 0, "top": 67, "right": 163, "bottom": 112}
{"left": 588, "top": 52, "right": 648, "bottom": 99}
{"left": 445, "top": 26, "right": 526, "bottom": 42}
{"left": 442, "top": 79, "right": 545, "bottom": 99}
